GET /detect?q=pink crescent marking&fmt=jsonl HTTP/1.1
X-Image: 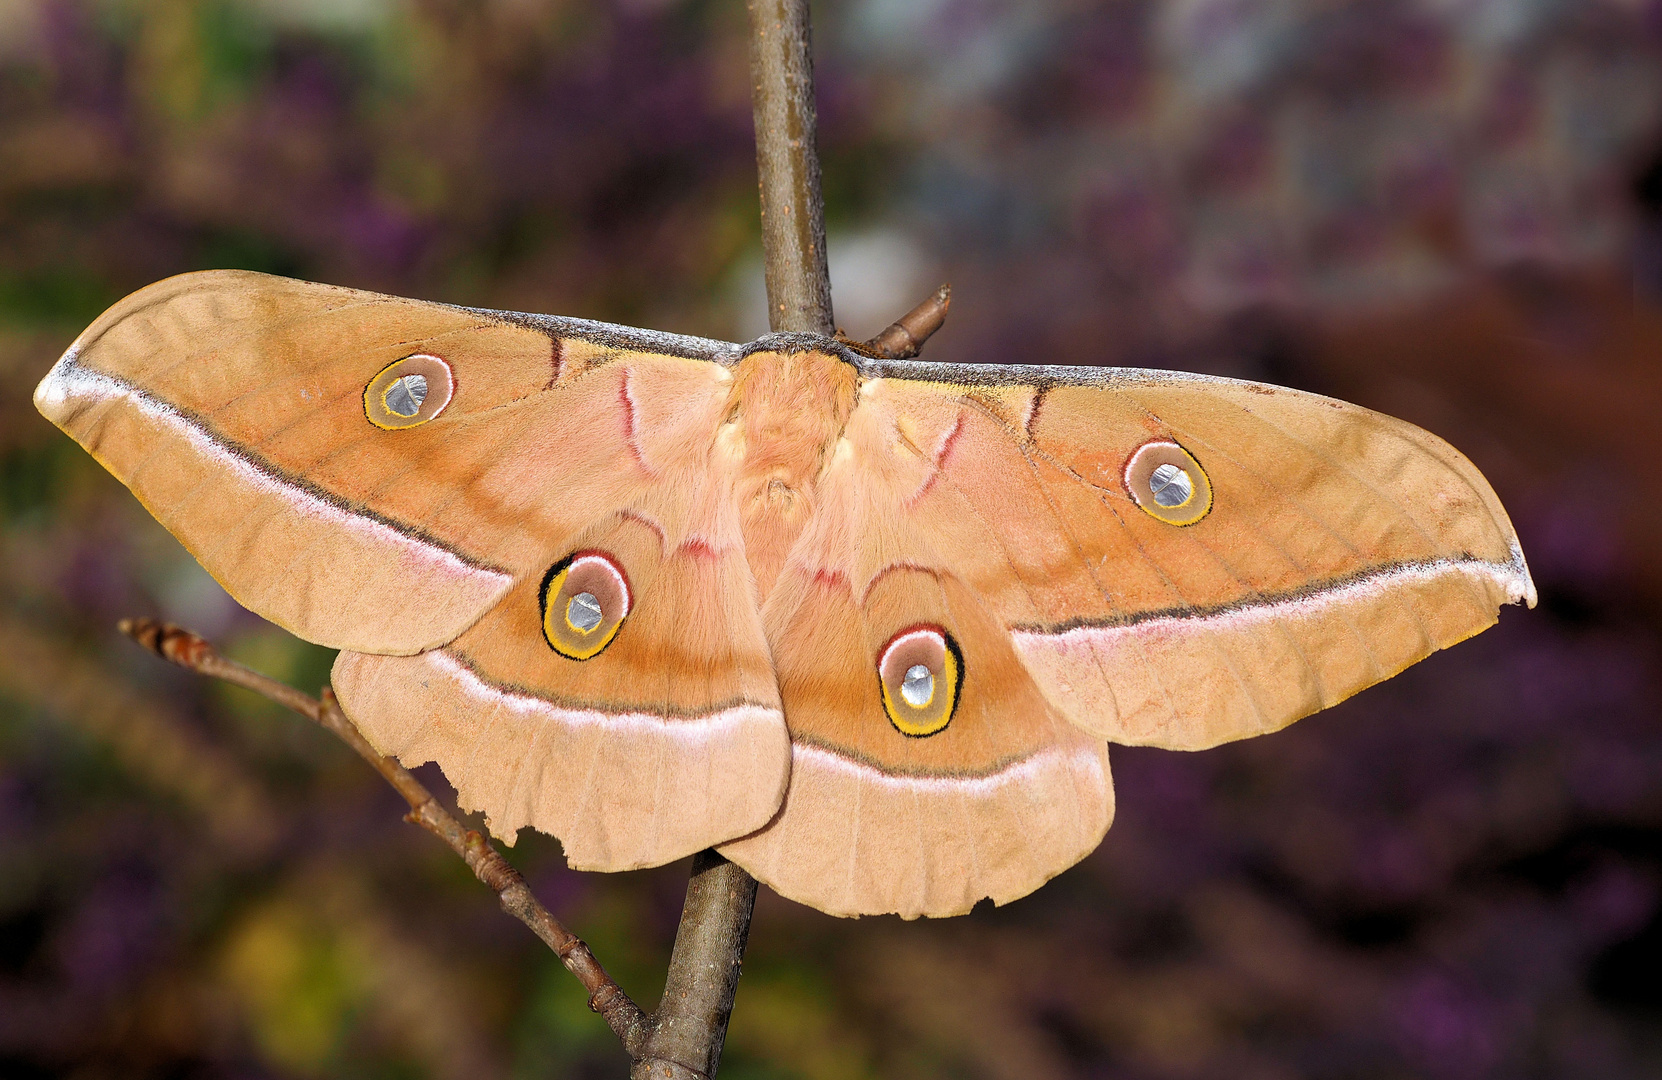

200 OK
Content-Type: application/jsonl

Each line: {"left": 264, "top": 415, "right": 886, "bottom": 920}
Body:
{"left": 879, "top": 625, "right": 946, "bottom": 670}
{"left": 619, "top": 369, "right": 649, "bottom": 472}
{"left": 906, "top": 412, "right": 964, "bottom": 508}
{"left": 403, "top": 353, "right": 454, "bottom": 420}
{"left": 677, "top": 537, "right": 721, "bottom": 561}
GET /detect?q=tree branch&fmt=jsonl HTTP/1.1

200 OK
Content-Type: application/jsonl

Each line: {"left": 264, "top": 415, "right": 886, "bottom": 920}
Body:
{"left": 629, "top": 853, "right": 758, "bottom": 1080}
{"left": 748, "top": 0, "right": 834, "bottom": 336}
{"left": 621, "top": 4, "right": 842, "bottom": 1077}
{"left": 117, "top": 618, "right": 650, "bottom": 1055}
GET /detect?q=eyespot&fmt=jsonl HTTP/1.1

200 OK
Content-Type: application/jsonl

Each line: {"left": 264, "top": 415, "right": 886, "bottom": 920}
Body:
{"left": 1124, "top": 440, "right": 1212, "bottom": 526}
{"left": 541, "top": 551, "right": 632, "bottom": 660}
{"left": 365, "top": 354, "right": 453, "bottom": 430}
{"left": 878, "top": 625, "right": 962, "bottom": 737}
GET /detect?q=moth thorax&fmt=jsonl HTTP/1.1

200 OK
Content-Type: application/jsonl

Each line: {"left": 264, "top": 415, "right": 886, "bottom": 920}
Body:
{"left": 878, "top": 625, "right": 962, "bottom": 737}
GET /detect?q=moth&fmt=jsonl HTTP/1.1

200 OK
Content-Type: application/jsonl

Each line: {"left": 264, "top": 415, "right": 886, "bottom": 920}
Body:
{"left": 34, "top": 271, "right": 1534, "bottom": 918}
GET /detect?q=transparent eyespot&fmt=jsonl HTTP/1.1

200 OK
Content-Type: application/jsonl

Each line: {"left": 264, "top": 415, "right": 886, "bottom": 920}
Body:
{"left": 365, "top": 354, "right": 453, "bottom": 430}
{"left": 1124, "top": 441, "right": 1212, "bottom": 526}
{"left": 1148, "top": 462, "right": 1193, "bottom": 507}
{"left": 878, "top": 626, "right": 961, "bottom": 737}
{"left": 900, "top": 664, "right": 935, "bottom": 708}
{"left": 384, "top": 373, "right": 429, "bottom": 417}
{"left": 541, "top": 552, "right": 632, "bottom": 660}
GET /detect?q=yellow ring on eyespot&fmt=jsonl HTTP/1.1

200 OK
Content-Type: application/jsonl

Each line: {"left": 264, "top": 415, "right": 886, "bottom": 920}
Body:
{"left": 364, "top": 354, "right": 454, "bottom": 431}
{"left": 540, "top": 551, "right": 631, "bottom": 661}
{"left": 877, "top": 626, "right": 961, "bottom": 737}
{"left": 882, "top": 648, "right": 957, "bottom": 737}
{"left": 1124, "top": 440, "right": 1213, "bottom": 526}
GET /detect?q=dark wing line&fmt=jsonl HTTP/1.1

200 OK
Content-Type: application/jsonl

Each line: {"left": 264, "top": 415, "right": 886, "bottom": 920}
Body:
{"left": 939, "top": 378, "right": 1472, "bottom": 719}
{"left": 1010, "top": 554, "right": 1512, "bottom": 634}
{"left": 1153, "top": 390, "right": 1497, "bottom": 633}
{"left": 1071, "top": 380, "right": 1446, "bottom": 661}
{"left": 919, "top": 564, "right": 1041, "bottom": 871}
{"left": 365, "top": 385, "right": 566, "bottom": 569}
{"left": 252, "top": 342, "right": 660, "bottom": 583}
{"left": 927, "top": 398, "right": 1207, "bottom": 730}
{"left": 1128, "top": 411, "right": 1406, "bottom": 684}
{"left": 57, "top": 357, "right": 510, "bottom": 575}
{"left": 956, "top": 391, "right": 1286, "bottom": 729}
{"left": 1023, "top": 381, "right": 1378, "bottom": 575}
{"left": 791, "top": 733, "right": 1050, "bottom": 781}
{"left": 935, "top": 371, "right": 1489, "bottom": 706}
{"left": 1082, "top": 393, "right": 1398, "bottom": 690}
{"left": 869, "top": 352, "right": 1521, "bottom": 640}
{"left": 469, "top": 306, "right": 743, "bottom": 364}
{"left": 1171, "top": 516, "right": 1386, "bottom": 705}
{"left": 173, "top": 368, "right": 538, "bottom": 589}
{"left": 289, "top": 394, "right": 552, "bottom": 586}
{"left": 953, "top": 395, "right": 1131, "bottom": 725}
{"left": 960, "top": 393, "right": 1208, "bottom": 727}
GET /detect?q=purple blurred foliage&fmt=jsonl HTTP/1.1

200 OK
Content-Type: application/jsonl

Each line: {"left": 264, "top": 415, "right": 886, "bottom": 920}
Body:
{"left": 1390, "top": 970, "right": 1504, "bottom": 1078}
{"left": 0, "top": 0, "right": 1659, "bottom": 1078}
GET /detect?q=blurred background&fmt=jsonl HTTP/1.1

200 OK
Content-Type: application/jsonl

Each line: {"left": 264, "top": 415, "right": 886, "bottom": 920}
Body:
{"left": 1, "top": 0, "right": 1660, "bottom": 1076}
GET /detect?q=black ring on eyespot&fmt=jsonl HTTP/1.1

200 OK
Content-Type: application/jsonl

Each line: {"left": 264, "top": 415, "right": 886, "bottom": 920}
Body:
{"left": 1123, "top": 440, "right": 1213, "bottom": 526}
{"left": 539, "top": 550, "right": 632, "bottom": 660}
{"left": 876, "top": 623, "right": 964, "bottom": 738}
{"left": 364, "top": 354, "right": 454, "bottom": 430}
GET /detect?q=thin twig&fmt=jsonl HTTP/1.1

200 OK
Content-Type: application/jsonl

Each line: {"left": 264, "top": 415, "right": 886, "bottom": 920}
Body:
{"left": 838, "top": 284, "right": 953, "bottom": 359}
{"left": 117, "top": 618, "right": 649, "bottom": 1055}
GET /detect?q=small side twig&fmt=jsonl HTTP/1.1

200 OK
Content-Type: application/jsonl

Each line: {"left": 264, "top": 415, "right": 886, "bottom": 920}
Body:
{"left": 837, "top": 284, "right": 952, "bottom": 360}
{"left": 118, "top": 617, "right": 649, "bottom": 1054}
